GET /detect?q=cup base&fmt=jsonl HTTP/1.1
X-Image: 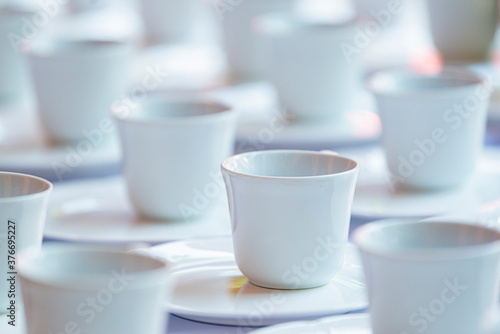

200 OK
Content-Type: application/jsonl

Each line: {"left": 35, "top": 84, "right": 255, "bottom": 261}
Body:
{"left": 247, "top": 278, "right": 330, "bottom": 291}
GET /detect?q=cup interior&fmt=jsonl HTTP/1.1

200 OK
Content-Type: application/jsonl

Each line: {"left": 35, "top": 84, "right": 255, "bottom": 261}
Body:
{"left": 367, "top": 67, "right": 483, "bottom": 95}
{"left": 222, "top": 150, "right": 358, "bottom": 178}
{"left": 355, "top": 221, "right": 500, "bottom": 258}
{"left": 20, "top": 247, "right": 168, "bottom": 288}
{"left": 115, "top": 97, "right": 231, "bottom": 122}
{"left": 26, "top": 38, "right": 129, "bottom": 58}
{"left": 254, "top": 9, "right": 356, "bottom": 36}
{"left": 0, "top": 172, "right": 51, "bottom": 198}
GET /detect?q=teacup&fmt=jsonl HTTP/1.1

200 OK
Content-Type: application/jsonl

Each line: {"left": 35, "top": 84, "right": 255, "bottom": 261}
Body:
{"left": 0, "top": 172, "right": 52, "bottom": 314}
{"left": 221, "top": 150, "right": 359, "bottom": 289}
{"left": 113, "top": 95, "right": 237, "bottom": 221}
{"left": 254, "top": 10, "right": 362, "bottom": 120}
{"left": 220, "top": 0, "right": 292, "bottom": 81}
{"left": 426, "top": 0, "right": 498, "bottom": 63}
{"left": 19, "top": 244, "right": 170, "bottom": 334}
{"left": 25, "top": 37, "right": 132, "bottom": 143}
{"left": 139, "top": 0, "right": 198, "bottom": 43}
{"left": 367, "top": 66, "right": 490, "bottom": 190}
{"left": 0, "top": 5, "right": 36, "bottom": 105}
{"left": 354, "top": 220, "right": 500, "bottom": 334}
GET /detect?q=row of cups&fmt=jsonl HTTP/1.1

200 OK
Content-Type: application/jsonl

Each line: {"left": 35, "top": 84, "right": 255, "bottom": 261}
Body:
{"left": 3, "top": 161, "right": 500, "bottom": 333}
{"left": 2, "top": 0, "right": 498, "bottom": 129}
{"left": 0, "top": 66, "right": 495, "bottom": 333}
{"left": 116, "top": 65, "right": 490, "bottom": 225}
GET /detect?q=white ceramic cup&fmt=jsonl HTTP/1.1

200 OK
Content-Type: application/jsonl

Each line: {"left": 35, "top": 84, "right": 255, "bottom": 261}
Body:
{"left": 354, "top": 220, "right": 500, "bottom": 334}
{"left": 367, "top": 67, "right": 490, "bottom": 190}
{"left": 113, "top": 96, "right": 237, "bottom": 221}
{"left": 0, "top": 5, "right": 36, "bottom": 105}
{"left": 0, "top": 172, "right": 52, "bottom": 314}
{"left": 19, "top": 245, "right": 170, "bottom": 334}
{"left": 139, "top": 0, "right": 198, "bottom": 43}
{"left": 220, "top": 0, "right": 292, "bottom": 81}
{"left": 25, "top": 38, "right": 132, "bottom": 143}
{"left": 221, "top": 150, "right": 359, "bottom": 289}
{"left": 254, "top": 11, "right": 362, "bottom": 120}
{"left": 426, "top": 0, "right": 498, "bottom": 63}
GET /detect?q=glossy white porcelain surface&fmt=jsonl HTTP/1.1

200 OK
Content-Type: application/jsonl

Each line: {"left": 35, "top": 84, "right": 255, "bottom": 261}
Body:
{"left": 426, "top": 0, "right": 498, "bottom": 63}
{"left": 19, "top": 245, "right": 170, "bottom": 334}
{"left": 113, "top": 96, "right": 237, "bottom": 221}
{"left": 368, "top": 67, "right": 490, "bottom": 190}
{"left": 0, "top": 172, "right": 52, "bottom": 313}
{"left": 25, "top": 38, "right": 132, "bottom": 143}
{"left": 353, "top": 220, "right": 500, "bottom": 334}
{"left": 147, "top": 237, "right": 367, "bottom": 326}
{"left": 44, "top": 177, "right": 232, "bottom": 243}
{"left": 255, "top": 10, "right": 362, "bottom": 120}
{"left": 221, "top": 150, "right": 359, "bottom": 289}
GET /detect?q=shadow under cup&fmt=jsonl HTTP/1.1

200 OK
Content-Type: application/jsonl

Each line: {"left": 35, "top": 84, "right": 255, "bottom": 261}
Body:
{"left": 221, "top": 150, "right": 359, "bottom": 289}
{"left": 354, "top": 221, "right": 500, "bottom": 334}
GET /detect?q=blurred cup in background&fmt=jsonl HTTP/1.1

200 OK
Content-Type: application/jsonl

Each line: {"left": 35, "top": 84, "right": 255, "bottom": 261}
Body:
{"left": 19, "top": 245, "right": 170, "bottom": 334}
{"left": 0, "top": 5, "right": 36, "bottom": 106}
{"left": 367, "top": 67, "right": 490, "bottom": 190}
{"left": 25, "top": 37, "right": 132, "bottom": 143}
{"left": 139, "top": 0, "right": 217, "bottom": 45}
{"left": 255, "top": 10, "right": 362, "bottom": 121}
{"left": 426, "top": 0, "right": 498, "bottom": 63}
{"left": 112, "top": 95, "right": 237, "bottom": 221}
{"left": 354, "top": 220, "right": 500, "bottom": 334}
{"left": 218, "top": 0, "right": 292, "bottom": 82}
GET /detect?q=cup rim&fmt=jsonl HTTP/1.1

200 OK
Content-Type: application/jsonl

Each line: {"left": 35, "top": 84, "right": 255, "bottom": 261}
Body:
{"left": 366, "top": 66, "right": 486, "bottom": 98}
{"left": 0, "top": 172, "right": 52, "bottom": 202}
{"left": 0, "top": 4, "right": 37, "bottom": 16}
{"left": 253, "top": 10, "right": 359, "bottom": 36}
{"left": 23, "top": 37, "right": 132, "bottom": 59}
{"left": 18, "top": 244, "right": 170, "bottom": 291}
{"left": 221, "top": 149, "right": 359, "bottom": 180}
{"left": 353, "top": 220, "right": 500, "bottom": 261}
{"left": 111, "top": 95, "right": 236, "bottom": 126}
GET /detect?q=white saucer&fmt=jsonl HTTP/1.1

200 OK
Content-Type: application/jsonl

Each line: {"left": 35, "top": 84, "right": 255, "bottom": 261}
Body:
{"left": 337, "top": 146, "right": 500, "bottom": 219}
{"left": 43, "top": 177, "right": 232, "bottom": 243}
{"left": 210, "top": 82, "right": 381, "bottom": 151}
{"left": 0, "top": 106, "right": 121, "bottom": 182}
{"left": 148, "top": 237, "right": 367, "bottom": 327}
{"left": 252, "top": 314, "right": 370, "bottom": 333}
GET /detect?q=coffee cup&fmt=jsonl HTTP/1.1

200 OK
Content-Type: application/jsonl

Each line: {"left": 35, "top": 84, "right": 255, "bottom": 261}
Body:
{"left": 221, "top": 150, "right": 359, "bottom": 289}
{"left": 113, "top": 95, "right": 237, "bottom": 221}
{"left": 254, "top": 10, "right": 362, "bottom": 120}
{"left": 0, "top": 172, "right": 52, "bottom": 314}
{"left": 19, "top": 244, "right": 170, "bottom": 334}
{"left": 367, "top": 66, "right": 490, "bottom": 190}
{"left": 25, "top": 37, "right": 132, "bottom": 143}
{"left": 354, "top": 220, "right": 500, "bottom": 334}
{"left": 426, "top": 0, "right": 498, "bottom": 63}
